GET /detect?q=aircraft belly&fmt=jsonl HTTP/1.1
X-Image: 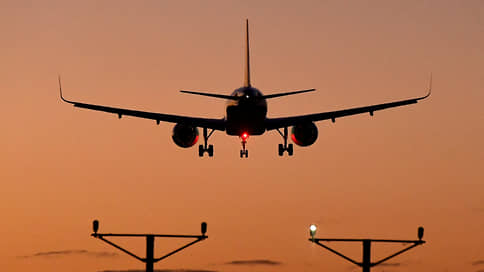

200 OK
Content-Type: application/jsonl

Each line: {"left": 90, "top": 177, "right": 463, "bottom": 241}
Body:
{"left": 226, "top": 123, "right": 265, "bottom": 135}
{"left": 225, "top": 105, "right": 266, "bottom": 136}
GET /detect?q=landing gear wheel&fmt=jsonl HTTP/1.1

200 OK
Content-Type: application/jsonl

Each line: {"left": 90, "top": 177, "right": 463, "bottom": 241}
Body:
{"left": 240, "top": 150, "right": 248, "bottom": 158}
{"left": 198, "top": 128, "right": 215, "bottom": 157}
{"left": 287, "top": 144, "right": 293, "bottom": 156}
{"left": 208, "top": 145, "right": 214, "bottom": 157}
{"left": 276, "top": 127, "right": 294, "bottom": 156}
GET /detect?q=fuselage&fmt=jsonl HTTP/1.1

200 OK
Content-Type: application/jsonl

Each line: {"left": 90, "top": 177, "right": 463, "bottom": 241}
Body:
{"left": 225, "top": 86, "right": 267, "bottom": 136}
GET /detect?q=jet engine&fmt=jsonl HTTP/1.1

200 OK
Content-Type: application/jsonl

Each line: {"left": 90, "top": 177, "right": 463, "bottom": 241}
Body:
{"left": 172, "top": 123, "right": 199, "bottom": 148}
{"left": 291, "top": 122, "right": 318, "bottom": 146}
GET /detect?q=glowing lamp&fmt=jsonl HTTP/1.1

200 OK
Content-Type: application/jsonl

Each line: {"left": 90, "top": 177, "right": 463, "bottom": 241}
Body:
{"left": 241, "top": 132, "right": 249, "bottom": 140}
{"left": 309, "top": 224, "right": 317, "bottom": 239}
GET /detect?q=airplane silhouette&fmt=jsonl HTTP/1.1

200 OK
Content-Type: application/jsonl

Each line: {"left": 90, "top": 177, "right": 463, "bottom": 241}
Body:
{"left": 59, "top": 20, "right": 430, "bottom": 158}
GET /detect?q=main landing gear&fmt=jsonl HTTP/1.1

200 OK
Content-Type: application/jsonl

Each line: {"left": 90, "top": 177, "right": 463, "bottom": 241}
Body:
{"left": 277, "top": 127, "right": 293, "bottom": 156}
{"left": 199, "top": 127, "right": 214, "bottom": 157}
{"left": 240, "top": 132, "right": 249, "bottom": 158}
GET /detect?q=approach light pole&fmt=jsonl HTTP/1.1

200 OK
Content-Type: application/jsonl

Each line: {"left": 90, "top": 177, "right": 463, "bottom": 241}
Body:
{"left": 308, "top": 224, "right": 426, "bottom": 272}
{"left": 91, "top": 220, "right": 208, "bottom": 272}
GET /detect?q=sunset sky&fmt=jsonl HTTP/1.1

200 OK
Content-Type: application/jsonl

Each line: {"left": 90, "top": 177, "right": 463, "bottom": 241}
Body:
{"left": 1, "top": 1, "right": 483, "bottom": 272}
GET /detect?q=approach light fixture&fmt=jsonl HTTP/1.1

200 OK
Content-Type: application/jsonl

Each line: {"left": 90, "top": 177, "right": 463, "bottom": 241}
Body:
{"left": 90, "top": 220, "right": 208, "bottom": 272}
{"left": 93, "top": 220, "right": 99, "bottom": 234}
{"left": 418, "top": 226, "right": 424, "bottom": 241}
{"left": 201, "top": 222, "right": 207, "bottom": 235}
{"left": 309, "top": 224, "right": 317, "bottom": 239}
{"left": 307, "top": 226, "right": 427, "bottom": 272}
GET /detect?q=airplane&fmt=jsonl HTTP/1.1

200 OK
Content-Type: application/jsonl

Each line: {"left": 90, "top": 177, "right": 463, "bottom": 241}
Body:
{"left": 59, "top": 19, "right": 431, "bottom": 158}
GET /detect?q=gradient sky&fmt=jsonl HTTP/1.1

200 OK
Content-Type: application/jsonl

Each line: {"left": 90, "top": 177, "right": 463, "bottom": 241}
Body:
{"left": 1, "top": 1, "right": 483, "bottom": 272}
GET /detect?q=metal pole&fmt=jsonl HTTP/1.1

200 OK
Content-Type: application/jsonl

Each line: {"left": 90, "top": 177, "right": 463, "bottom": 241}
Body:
{"left": 146, "top": 235, "right": 154, "bottom": 272}
{"left": 362, "top": 240, "right": 371, "bottom": 272}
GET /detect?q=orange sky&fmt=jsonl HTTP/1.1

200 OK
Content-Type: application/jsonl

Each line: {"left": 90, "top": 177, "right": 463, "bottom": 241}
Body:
{"left": 1, "top": 1, "right": 483, "bottom": 272}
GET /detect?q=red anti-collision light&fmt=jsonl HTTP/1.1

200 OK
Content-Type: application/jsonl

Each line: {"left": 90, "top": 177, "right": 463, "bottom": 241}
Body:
{"left": 241, "top": 132, "right": 249, "bottom": 140}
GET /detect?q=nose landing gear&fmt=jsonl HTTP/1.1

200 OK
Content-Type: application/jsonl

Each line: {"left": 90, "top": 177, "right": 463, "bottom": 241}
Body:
{"left": 277, "top": 127, "right": 293, "bottom": 156}
{"left": 240, "top": 132, "right": 249, "bottom": 158}
{"left": 199, "top": 127, "right": 214, "bottom": 157}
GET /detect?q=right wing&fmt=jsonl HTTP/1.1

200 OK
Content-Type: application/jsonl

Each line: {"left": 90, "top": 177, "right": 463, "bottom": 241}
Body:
{"left": 59, "top": 77, "right": 226, "bottom": 131}
{"left": 265, "top": 91, "right": 431, "bottom": 130}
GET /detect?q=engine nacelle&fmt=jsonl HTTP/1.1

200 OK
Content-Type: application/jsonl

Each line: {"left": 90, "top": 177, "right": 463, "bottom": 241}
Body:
{"left": 172, "top": 124, "right": 199, "bottom": 148}
{"left": 291, "top": 122, "right": 318, "bottom": 146}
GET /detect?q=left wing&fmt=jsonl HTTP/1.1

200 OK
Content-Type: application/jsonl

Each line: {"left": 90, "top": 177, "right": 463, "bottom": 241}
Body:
{"left": 59, "top": 77, "right": 225, "bottom": 131}
{"left": 265, "top": 90, "right": 430, "bottom": 131}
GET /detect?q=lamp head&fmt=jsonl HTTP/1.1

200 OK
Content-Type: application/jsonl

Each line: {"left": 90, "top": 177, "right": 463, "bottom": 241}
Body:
{"left": 309, "top": 224, "right": 317, "bottom": 239}
{"left": 201, "top": 222, "right": 207, "bottom": 235}
{"left": 418, "top": 226, "right": 424, "bottom": 241}
{"left": 93, "top": 220, "right": 99, "bottom": 234}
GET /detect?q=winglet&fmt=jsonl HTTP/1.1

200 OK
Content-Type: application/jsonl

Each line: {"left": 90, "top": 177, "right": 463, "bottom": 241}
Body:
{"left": 420, "top": 72, "right": 432, "bottom": 100}
{"left": 58, "top": 75, "right": 73, "bottom": 104}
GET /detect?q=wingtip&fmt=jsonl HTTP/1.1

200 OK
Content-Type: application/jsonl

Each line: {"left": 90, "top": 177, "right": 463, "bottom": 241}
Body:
{"left": 418, "top": 73, "right": 432, "bottom": 100}
{"left": 426, "top": 73, "right": 432, "bottom": 97}
{"left": 58, "top": 75, "right": 71, "bottom": 103}
{"left": 58, "top": 74, "right": 63, "bottom": 99}
{"left": 423, "top": 88, "right": 431, "bottom": 99}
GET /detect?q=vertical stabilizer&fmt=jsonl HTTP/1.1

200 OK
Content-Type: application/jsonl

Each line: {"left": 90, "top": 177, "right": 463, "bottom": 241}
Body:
{"left": 244, "top": 19, "right": 251, "bottom": 87}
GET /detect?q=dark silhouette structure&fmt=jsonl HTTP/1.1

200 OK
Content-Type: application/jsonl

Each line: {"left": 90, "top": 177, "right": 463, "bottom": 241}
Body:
{"left": 58, "top": 20, "right": 431, "bottom": 158}
{"left": 309, "top": 225, "right": 426, "bottom": 272}
{"left": 91, "top": 220, "right": 208, "bottom": 272}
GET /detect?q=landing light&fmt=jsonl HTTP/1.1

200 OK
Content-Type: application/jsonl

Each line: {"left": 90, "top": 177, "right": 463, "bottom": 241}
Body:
{"left": 309, "top": 224, "right": 317, "bottom": 239}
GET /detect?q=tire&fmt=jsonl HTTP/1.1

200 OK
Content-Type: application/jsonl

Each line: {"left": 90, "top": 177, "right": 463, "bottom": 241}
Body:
{"left": 198, "top": 145, "right": 204, "bottom": 157}
{"left": 278, "top": 144, "right": 284, "bottom": 156}
{"left": 245, "top": 150, "right": 249, "bottom": 158}
{"left": 208, "top": 145, "right": 214, "bottom": 157}
{"left": 287, "top": 144, "right": 293, "bottom": 156}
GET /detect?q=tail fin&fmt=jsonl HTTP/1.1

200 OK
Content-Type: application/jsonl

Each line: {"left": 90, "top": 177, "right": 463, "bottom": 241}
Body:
{"left": 244, "top": 19, "right": 251, "bottom": 87}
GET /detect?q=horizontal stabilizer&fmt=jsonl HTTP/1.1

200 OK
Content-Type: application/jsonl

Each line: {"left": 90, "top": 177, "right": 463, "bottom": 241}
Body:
{"left": 261, "top": 89, "right": 316, "bottom": 99}
{"left": 180, "top": 88, "right": 316, "bottom": 100}
{"left": 180, "top": 90, "right": 239, "bottom": 100}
